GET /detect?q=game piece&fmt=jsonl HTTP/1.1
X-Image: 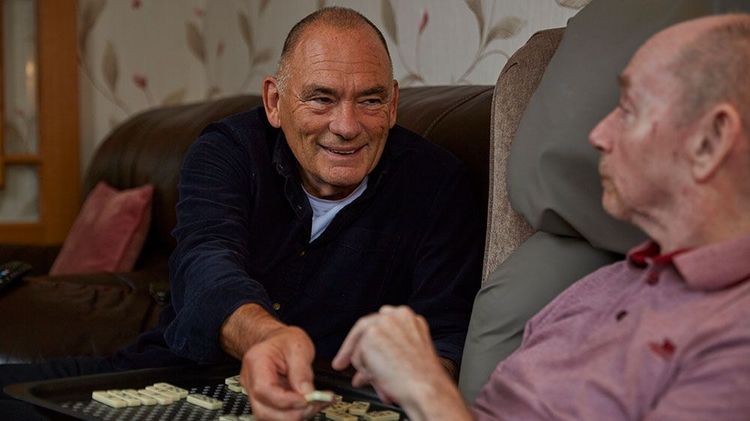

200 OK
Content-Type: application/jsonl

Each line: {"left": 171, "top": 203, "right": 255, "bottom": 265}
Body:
{"left": 305, "top": 390, "right": 335, "bottom": 403}
{"left": 322, "top": 401, "right": 351, "bottom": 415}
{"left": 362, "top": 410, "right": 400, "bottom": 421}
{"left": 152, "top": 382, "right": 189, "bottom": 398}
{"left": 325, "top": 411, "right": 358, "bottom": 421}
{"left": 138, "top": 388, "right": 174, "bottom": 405}
{"left": 227, "top": 383, "right": 244, "bottom": 393}
{"left": 238, "top": 415, "right": 255, "bottom": 421}
{"left": 91, "top": 391, "right": 127, "bottom": 408}
{"left": 348, "top": 400, "right": 370, "bottom": 415}
{"left": 121, "top": 389, "right": 158, "bottom": 406}
{"left": 225, "top": 375, "right": 241, "bottom": 386}
{"left": 106, "top": 390, "right": 142, "bottom": 406}
{"left": 186, "top": 393, "right": 223, "bottom": 410}
{"left": 218, "top": 416, "right": 238, "bottom": 421}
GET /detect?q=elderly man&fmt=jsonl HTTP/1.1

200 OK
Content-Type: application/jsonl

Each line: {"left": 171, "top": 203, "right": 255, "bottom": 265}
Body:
{"left": 333, "top": 14, "right": 750, "bottom": 420}
{"left": 0, "top": 7, "right": 481, "bottom": 419}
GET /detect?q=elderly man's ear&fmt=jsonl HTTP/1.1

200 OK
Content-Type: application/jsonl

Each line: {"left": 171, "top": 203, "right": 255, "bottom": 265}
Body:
{"left": 688, "top": 103, "right": 744, "bottom": 182}
{"left": 263, "top": 76, "right": 282, "bottom": 129}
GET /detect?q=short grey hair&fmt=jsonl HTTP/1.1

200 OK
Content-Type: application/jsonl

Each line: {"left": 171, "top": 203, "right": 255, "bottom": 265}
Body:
{"left": 275, "top": 7, "right": 393, "bottom": 92}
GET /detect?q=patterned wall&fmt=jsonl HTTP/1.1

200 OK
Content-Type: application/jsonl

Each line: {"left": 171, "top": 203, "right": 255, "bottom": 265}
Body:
{"left": 78, "top": 0, "right": 588, "bottom": 172}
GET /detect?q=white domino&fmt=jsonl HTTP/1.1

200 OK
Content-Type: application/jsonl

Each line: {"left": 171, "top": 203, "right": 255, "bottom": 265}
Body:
{"left": 305, "top": 390, "right": 335, "bottom": 403}
{"left": 121, "top": 389, "right": 158, "bottom": 406}
{"left": 218, "top": 416, "right": 239, "bottom": 421}
{"left": 348, "top": 400, "right": 370, "bottom": 415}
{"left": 362, "top": 410, "right": 400, "bottom": 421}
{"left": 91, "top": 391, "right": 128, "bottom": 408}
{"left": 238, "top": 415, "right": 256, "bottom": 421}
{"left": 152, "top": 382, "right": 189, "bottom": 398}
{"left": 225, "top": 375, "right": 241, "bottom": 386}
{"left": 138, "top": 388, "right": 174, "bottom": 405}
{"left": 227, "top": 383, "right": 244, "bottom": 393}
{"left": 326, "top": 411, "right": 358, "bottom": 421}
{"left": 186, "top": 393, "right": 223, "bottom": 410}
{"left": 106, "top": 390, "right": 142, "bottom": 406}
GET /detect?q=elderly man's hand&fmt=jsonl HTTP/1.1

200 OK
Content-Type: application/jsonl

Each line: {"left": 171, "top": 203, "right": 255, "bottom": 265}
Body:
{"left": 332, "top": 306, "right": 472, "bottom": 421}
{"left": 239, "top": 325, "right": 326, "bottom": 421}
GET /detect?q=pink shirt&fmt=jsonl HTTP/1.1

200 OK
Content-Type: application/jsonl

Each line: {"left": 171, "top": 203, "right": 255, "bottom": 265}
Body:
{"left": 473, "top": 234, "right": 750, "bottom": 420}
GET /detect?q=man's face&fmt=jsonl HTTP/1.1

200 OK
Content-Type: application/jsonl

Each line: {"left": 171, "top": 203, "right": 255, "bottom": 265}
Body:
{"left": 263, "top": 24, "right": 398, "bottom": 200}
{"left": 588, "top": 42, "right": 691, "bottom": 223}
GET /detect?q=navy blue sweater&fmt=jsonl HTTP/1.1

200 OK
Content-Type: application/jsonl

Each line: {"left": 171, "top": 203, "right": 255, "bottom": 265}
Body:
{"left": 118, "top": 107, "right": 482, "bottom": 367}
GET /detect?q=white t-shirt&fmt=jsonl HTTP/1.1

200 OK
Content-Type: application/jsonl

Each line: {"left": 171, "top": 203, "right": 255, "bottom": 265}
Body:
{"left": 303, "top": 177, "right": 368, "bottom": 242}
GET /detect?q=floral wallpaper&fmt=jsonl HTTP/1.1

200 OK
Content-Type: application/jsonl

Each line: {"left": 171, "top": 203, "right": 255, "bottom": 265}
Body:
{"left": 77, "top": 0, "right": 588, "bottom": 172}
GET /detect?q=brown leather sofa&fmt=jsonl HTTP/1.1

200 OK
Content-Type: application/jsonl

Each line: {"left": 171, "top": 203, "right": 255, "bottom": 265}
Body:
{"left": 0, "top": 85, "right": 494, "bottom": 364}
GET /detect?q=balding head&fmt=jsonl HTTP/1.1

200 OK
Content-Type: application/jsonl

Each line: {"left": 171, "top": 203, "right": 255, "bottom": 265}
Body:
{"left": 589, "top": 13, "right": 750, "bottom": 251}
{"left": 665, "top": 14, "right": 750, "bottom": 127}
{"left": 276, "top": 7, "right": 393, "bottom": 92}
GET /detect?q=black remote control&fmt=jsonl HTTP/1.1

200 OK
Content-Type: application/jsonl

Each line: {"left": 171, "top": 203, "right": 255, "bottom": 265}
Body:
{"left": 0, "top": 261, "right": 32, "bottom": 294}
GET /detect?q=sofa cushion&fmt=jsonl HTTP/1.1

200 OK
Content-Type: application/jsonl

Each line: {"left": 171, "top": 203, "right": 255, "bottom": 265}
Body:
{"left": 50, "top": 182, "right": 154, "bottom": 275}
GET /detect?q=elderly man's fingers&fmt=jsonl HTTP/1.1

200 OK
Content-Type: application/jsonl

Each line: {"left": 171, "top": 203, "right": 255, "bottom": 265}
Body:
{"left": 285, "top": 352, "right": 315, "bottom": 395}
{"left": 332, "top": 312, "right": 378, "bottom": 370}
{"left": 244, "top": 352, "right": 307, "bottom": 410}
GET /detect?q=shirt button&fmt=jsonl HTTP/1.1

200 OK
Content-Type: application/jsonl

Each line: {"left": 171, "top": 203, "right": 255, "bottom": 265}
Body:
{"left": 272, "top": 303, "right": 281, "bottom": 311}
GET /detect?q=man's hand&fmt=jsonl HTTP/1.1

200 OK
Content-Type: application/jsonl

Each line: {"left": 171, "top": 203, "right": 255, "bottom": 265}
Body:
{"left": 241, "top": 326, "right": 327, "bottom": 420}
{"left": 332, "top": 306, "right": 472, "bottom": 421}
{"left": 221, "top": 304, "right": 325, "bottom": 420}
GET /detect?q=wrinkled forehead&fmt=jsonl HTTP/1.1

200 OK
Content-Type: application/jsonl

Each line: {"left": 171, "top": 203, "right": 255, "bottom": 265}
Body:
{"left": 619, "top": 35, "right": 684, "bottom": 100}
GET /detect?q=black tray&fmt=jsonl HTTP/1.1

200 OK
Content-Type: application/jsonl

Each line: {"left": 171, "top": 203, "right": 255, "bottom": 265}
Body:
{"left": 4, "top": 362, "right": 406, "bottom": 420}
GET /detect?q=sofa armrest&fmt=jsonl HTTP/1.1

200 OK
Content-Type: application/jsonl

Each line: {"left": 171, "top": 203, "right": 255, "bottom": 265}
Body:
{"left": 0, "top": 244, "right": 61, "bottom": 276}
{"left": 0, "top": 270, "right": 168, "bottom": 364}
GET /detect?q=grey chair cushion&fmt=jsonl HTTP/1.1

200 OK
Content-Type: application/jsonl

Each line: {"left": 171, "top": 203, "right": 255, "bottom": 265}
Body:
{"left": 460, "top": 231, "right": 618, "bottom": 401}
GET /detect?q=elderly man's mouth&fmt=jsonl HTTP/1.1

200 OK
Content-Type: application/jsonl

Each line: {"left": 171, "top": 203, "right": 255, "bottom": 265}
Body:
{"left": 322, "top": 145, "right": 364, "bottom": 156}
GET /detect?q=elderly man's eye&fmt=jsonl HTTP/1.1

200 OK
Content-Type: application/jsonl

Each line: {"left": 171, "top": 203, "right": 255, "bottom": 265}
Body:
{"left": 305, "top": 96, "right": 334, "bottom": 106}
{"left": 360, "top": 98, "right": 384, "bottom": 106}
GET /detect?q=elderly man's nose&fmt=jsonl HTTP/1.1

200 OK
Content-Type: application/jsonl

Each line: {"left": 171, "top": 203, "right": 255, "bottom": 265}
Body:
{"left": 330, "top": 103, "right": 363, "bottom": 140}
{"left": 589, "top": 112, "right": 615, "bottom": 152}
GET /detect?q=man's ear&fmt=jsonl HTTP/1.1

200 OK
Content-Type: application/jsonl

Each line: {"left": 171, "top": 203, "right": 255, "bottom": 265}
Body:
{"left": 688, "top": 103, "right": 742, "bottom": 182}
{"left": 388, "top": 80, "right": 399, "bottom": 128}
{"left": 262, "top": 76, "right": 282, "bottom": 128}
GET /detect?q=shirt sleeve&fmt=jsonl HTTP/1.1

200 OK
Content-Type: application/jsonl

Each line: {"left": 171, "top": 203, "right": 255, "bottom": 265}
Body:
{"left": 164, "top": 124, "right": 276, "bottom": 363}
{"left": 408, "top": 164, "right": 483, "bottom": 364}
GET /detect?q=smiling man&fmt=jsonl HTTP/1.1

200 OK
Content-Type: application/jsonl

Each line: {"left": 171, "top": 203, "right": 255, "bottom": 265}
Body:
{"left": 0, "top": 6, "right": 482, "bottom": 421}
{"left": 333, "top": 14, "right": 750, "bottom": 421}
{"left": 165, "top": 7, "right": 482, "bottom": 421}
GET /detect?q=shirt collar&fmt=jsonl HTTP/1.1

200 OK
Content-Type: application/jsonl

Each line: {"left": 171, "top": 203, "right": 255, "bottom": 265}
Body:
{"left": 627, "top": 234, "right": 750, "bottom": 291}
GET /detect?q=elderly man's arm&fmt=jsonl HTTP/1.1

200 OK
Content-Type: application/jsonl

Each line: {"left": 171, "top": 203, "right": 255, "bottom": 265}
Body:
{"left": 167, "top": 125, "right": 315, "bottom": 418}
{"left": 333, "top": 306, "right": 473, "bottom": 421}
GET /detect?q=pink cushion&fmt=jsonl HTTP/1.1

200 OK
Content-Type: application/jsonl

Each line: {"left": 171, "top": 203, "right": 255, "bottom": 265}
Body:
{"left": 50, "top": 182, "right": 154, "bottom": 275}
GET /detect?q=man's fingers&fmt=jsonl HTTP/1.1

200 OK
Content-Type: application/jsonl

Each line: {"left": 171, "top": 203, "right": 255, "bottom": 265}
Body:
{"left": 332, "top": 313, "right": 376, "bottom": 369}
{"left": 286, "top": 354, "right": 314, "bottom": 395}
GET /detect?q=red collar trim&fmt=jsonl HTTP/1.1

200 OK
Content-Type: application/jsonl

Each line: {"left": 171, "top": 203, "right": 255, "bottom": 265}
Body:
{"left": 629, "top": 241, "right": 691, "bottom": 267}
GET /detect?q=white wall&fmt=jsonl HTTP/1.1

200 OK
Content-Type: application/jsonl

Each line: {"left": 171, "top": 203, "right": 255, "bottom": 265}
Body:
{"left": 78, "top": 0, "right": 586, "bottom": 174}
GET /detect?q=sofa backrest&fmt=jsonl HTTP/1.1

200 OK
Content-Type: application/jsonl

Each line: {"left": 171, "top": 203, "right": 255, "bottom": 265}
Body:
{"left": 83, "top": 86, "right": 493, "bottom": 272}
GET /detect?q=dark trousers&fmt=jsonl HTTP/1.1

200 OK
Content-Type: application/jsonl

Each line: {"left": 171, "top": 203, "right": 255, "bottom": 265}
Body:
{"left": 0, "top": 357, "right": 118, "bottom": 420}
